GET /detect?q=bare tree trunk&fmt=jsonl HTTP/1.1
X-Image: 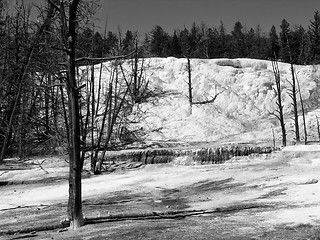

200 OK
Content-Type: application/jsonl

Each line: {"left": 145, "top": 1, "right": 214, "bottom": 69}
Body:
{"left": 91, "top": 77, "right": 112, "bottom": 172}
{"left": 289, "top": 63, "right": 300, "bottom": 143}
{"left": 272, "top": 60, "right": 286, "bottom": 146}
{"left": 66, "top": 86, "right": 84, "bottom": 229}
{"left": 272, "top": 128, "right": 276, "bottom": 147}
{"left": 80, "top": 66, "right": 91, "bottom": 163}
{"left": 91, "top": 65, "right": 95, "bottom": 168}
{"left": 49, "top": 0, "right": 84, "bottom": 229}
{"left": 44, "top": 74, "right": 51, "bottom": 137}
{"left": 186, "top": 57, "right": 193, "bottom": 115}
{"left": 316, "top": 114, "right": 320, "bottom": 141}
{"left": 64, "top": 0, "right": 84, "bottom": 229}
{"left": 59, "top": 79, "right": 69, "bottom": 142}
{"left": 132, "top": 39, "right": 139, "bottom": 103}
{"left": 295, "top": 73, "right": 308, "bottom": 145}
{"left": 95, "top": 20, "right": 108, "bottom": 117}
{"left": 95, "top": 62, "right": 103, "bottom": 116}
{"left": 19, "top": 89, "right": 27, "bottom": 159}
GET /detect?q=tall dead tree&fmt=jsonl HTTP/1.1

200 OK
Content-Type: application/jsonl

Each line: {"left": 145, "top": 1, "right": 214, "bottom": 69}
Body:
{"left": 64, "top": 0, "right": 84, "bottom": 229}
{"left": 287, "top": 63, "right": 300, "bottom": 142}
{"left": 295, "top": 72, "right": 308, "bottom": 144}
{"left": 285, "top": 35, "right": 300, "bottom": 144}
{"left": 186, "top": 56, "right": 193, "bottom": 114}
{"left": 49, "top": 0, "right": 136, "bottom": 227}
{"left": 272, "top": 60, "right": 286, "bottom": 146}
{"left": 48, "top": 0, "right": 84, "bottom": 229}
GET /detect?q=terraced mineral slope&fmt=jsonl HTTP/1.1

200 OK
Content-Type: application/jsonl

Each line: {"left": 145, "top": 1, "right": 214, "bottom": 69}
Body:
{"left": 89, "top": 58, "right": 320, "bottom": 145}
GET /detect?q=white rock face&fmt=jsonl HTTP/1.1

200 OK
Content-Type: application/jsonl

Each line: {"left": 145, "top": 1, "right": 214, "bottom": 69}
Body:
{"left": 86, "top": 58, "right": 320, "bottom": 143}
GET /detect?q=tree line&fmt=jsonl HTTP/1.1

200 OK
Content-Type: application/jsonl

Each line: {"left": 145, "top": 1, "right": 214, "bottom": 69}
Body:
{"left": 77, "top": 11, "right": 320, "bottom": 65}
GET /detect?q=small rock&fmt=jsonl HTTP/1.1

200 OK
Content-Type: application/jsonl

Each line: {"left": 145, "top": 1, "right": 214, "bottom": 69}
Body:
{"left": 300, "top": 179, "right": 318, "bottom": 185}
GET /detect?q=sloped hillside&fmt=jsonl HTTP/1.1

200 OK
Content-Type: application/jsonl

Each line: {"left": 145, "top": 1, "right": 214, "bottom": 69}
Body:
{"left": 92, "top": 58, "right": 320, "bottom": 145}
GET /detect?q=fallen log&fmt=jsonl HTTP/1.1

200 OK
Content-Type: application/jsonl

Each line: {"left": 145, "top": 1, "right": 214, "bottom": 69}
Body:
{"left": 9, "top": 232, "right": 37, "bottom": 239}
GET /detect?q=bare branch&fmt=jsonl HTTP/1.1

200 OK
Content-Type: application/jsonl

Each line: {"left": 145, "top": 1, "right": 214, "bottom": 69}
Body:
{"left": 47, "top": 0, "right": 60, "bottom": 12}
{"left": 51, "top": 45, "right": 70, "bottom": 53}
{"left": 193, "top": 90, "right": 225, "bottom": 105}
{"left": 75, "top": 51, "right": 135, "bottom": 66}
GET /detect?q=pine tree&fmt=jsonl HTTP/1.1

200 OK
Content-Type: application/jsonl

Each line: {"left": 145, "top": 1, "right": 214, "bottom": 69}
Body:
{"left": 255, "top": 24, "right": 268, "bottom": 59}
{"left": 218, "top": 21, "right": 228, "bottom": 57}
{"left": 207, "top": 27, "right": 220, "bottom": 58}
{"left": 92, "top": 32, "right": 104, "bottom": 57}
{"left": 290, "top": 25, "right": 306, "bottom": 64}
{"left": 179, "top": 27, "right": 190, "bottom": 56}
{"left": 170, "top": 30, "right": 182, "bottom": 57}
{"left": 188, "top": 22, "right": 200, "bottom": 56}
{"left": 231, "top": 21, "right": 246, "bottom": 57}
{"left": 309, "top": 10, "right": 320, "bottom": 63}
{"left": 246, "top": 28, "right": 256, "bottom": 58}
{"left": 122, "top": 30, "right": 135, "bottom": 54}
{"left": 268, "top": 25, "right": 280, "bottom": 59}
{"left": 105, "top": 31, "right": 119, "bottom": 54}
{"left": 149, "top": 25, "right": 169, "bottom": 57}
{"left": 195, "top": 22, "right": 209, "bottom": 58}
{"left": 279, "top": 19, "right": 291, "bottom": 63}
{"left": 76, "top": 27, "right": 94, "bottom": 57}
{"left": 299, "top": 30, "right": 312, "bottom": 64}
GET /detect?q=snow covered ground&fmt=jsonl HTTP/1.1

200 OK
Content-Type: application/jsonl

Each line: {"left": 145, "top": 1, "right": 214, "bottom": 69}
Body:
{"left": 87, "top": 57, "right": 320, "bottom": 145}
{"left": 2, "top": 58, "right": 320, "bottom": 237}
{"left": 1, "top": 149, "right": 320, "bottom": 234}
